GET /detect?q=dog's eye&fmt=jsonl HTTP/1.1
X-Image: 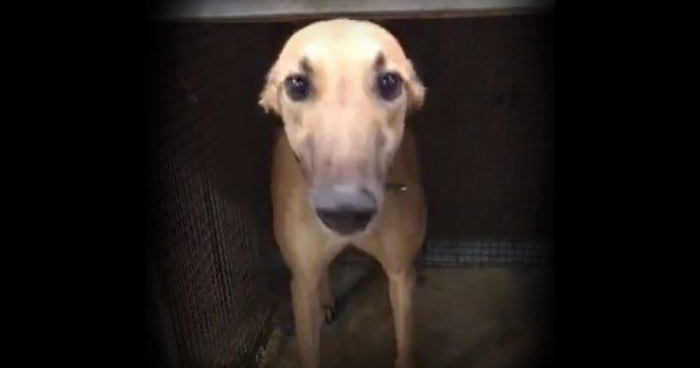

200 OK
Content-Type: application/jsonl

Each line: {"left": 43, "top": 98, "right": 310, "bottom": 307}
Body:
{"left": 376, "top": 72, "right": 402, "bottom": 101}
{"left": 284, "top": 74, "right": 311, "bottom": 101}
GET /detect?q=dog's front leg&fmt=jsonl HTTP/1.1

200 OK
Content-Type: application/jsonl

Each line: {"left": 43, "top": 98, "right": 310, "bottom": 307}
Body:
{"left": 291, "top": 272, "right": 323, "bottom": 368}
{"left": 387, "top": 267, "right": 417, "bottom": 368}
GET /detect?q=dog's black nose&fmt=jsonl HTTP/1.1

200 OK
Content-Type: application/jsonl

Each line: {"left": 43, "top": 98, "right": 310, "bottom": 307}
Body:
{"left": 312, "top": 185, "right": 377, "bottom": 235}
{"left": 316, "top": 207, "right": 376, "bottom": 235}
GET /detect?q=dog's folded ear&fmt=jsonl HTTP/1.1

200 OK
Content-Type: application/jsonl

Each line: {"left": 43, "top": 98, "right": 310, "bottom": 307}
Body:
{"left": 259, "top": 67, "right": 280, "bottom": 115}
{"left": 404, "top": 60, "right": 426, "bottom": 113}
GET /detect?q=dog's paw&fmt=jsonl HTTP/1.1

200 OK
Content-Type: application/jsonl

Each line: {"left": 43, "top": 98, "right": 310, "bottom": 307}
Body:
{"left": 323, "top": 299, "right": 337, "bottom": 324}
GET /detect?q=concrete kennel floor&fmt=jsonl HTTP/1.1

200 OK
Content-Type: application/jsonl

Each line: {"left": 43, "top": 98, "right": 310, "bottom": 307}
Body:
{"left": 261, "top": 258, "right": 554, "bottom": 368}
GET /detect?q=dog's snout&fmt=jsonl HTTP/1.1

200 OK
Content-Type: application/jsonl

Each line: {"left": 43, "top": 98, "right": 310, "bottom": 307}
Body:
{"left": 312, "top": 185, "right": 377, "bottom": 235}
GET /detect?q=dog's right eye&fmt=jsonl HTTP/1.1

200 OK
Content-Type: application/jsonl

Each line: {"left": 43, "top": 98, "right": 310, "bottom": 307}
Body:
{"left": 376, "top": 72, "right": 402, "bottom": 101}
{"left": 284, "top": 75, "right": 312, "bottom": 101}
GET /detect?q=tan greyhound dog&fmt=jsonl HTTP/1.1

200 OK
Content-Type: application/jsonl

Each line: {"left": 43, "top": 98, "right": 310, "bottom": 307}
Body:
{"left": 259, "top": 19, "right": 427, "bottom": 368}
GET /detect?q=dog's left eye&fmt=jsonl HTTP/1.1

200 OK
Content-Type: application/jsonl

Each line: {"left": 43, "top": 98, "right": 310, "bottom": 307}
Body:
{"left": 284, "top": 74, "right": 312, "bottom": 101}
{"left": 376, "top": 72, "right": 402, "bottom": 101}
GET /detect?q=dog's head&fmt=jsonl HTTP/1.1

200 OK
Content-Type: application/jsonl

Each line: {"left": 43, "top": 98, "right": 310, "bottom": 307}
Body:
{"left": 260, "top": 19, "right": 425, "bottom": 236}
